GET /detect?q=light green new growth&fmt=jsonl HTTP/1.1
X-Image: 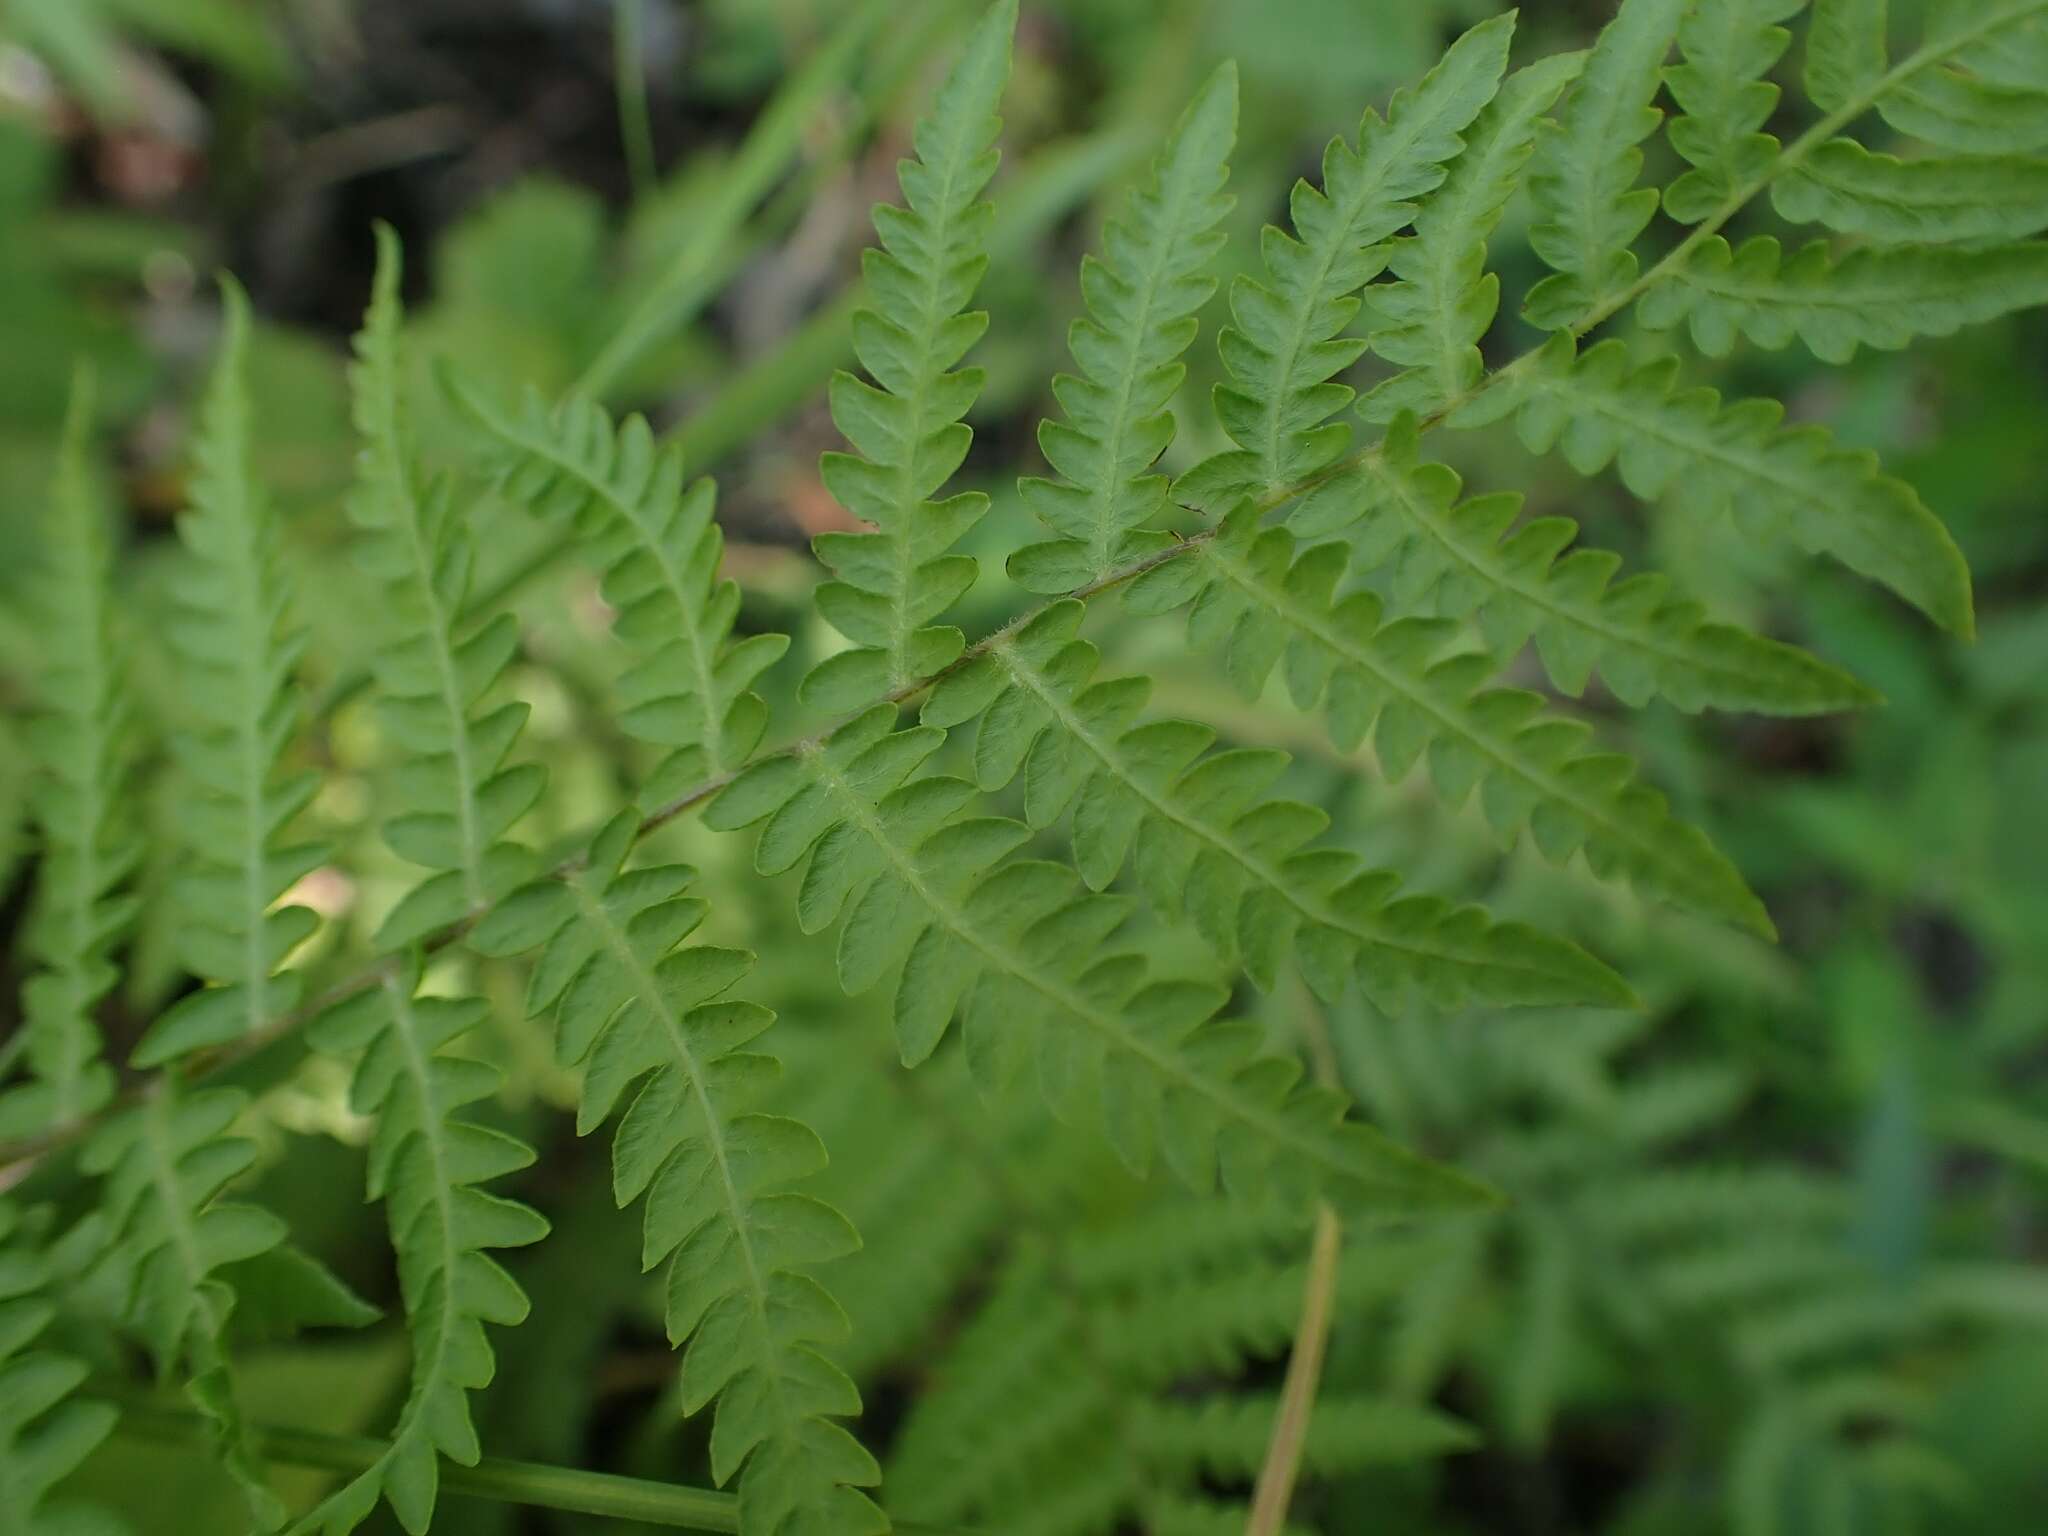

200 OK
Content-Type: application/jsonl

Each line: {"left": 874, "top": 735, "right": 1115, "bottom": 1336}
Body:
{"left": 133, "top": 284, "right": 330, "bottom": 1069}
{"left": 0, "top": 373, "right": 133, "bottom": 1141}
{"left": 450, "top": 383, "right": 787, "bottom": 811}
{"left": 805, "top": 0, "right": 1017, "bottom": 709}
{"left": 1010, "top": 62, "right": 1238, "bottom": 591}
{"left": 1523, "top": 0, "right": 1686, "bottom": 327}
{"left": 473, "top": 815, "right": 880, "bottom": 1536}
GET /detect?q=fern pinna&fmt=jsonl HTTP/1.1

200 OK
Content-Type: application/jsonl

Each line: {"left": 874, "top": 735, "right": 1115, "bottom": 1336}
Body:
{"left": 4, "top": 1, "right": 2047, "bottom": 1533}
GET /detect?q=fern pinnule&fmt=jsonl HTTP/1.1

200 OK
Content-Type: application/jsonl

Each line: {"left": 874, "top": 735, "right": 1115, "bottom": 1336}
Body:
{"left": 1292, "top": 418, "right": 1875, "bottom": 715}
{"left": 293, "top": 960, "right": 550, "bottom": 1536}
{"left": 0, "top": 1200, "right": 124, "bottom": 1536}
{"left": 1184, "top": 12, "right": 1513, "bottom": 503}
{"left": 1872, "top": 1, "right": 2048, "bottom": 151}
{"left": 1128, "top": 510, "right": 1773, "bottom": 935}
{"left": 804, "top": 0, "right": 1016, "bottom": 709}
{"left": 471, "top": 814, "right": 881, "bottom": 1536}
{"left": 350, "top": 234, "right": 544, "bottom": 949}
{"left": 1661, "top": 0, "right": 1803, "bottom": 223}
{"left": 1773, "top": 139, "right": 2048, "bottom": 242}
{"left": 1360, "top": 52, "right": 1584, "bottom": 423}
{"left": 1803, "top": 0, "right": 1887, "bottom": 112}
{"left": 923, "top": 601, "right": 1635, "bottom": 1010}
{"left": 1493, "top": 334, "right": 1974, "bottom": 637}
{"left": 133, "top": 284, "right": 329, "bottom": 1068}
{"left": 706, "top": 711, "right": 1490, "bottom": 1211}
{"left": 1, "top": 371, "right": 135, "bottom": 1141}
{"left": 448, "top": 379, "right": 788, "bottom": 811}
{"left": 1009, "top": 62, "right": 1237, "bottom": 592}
{"left": 1521, "top": 0, "right": 1686, "bottom": 328}
{"left": 1639, "top": 235, "right": 2048, "bottom": 362}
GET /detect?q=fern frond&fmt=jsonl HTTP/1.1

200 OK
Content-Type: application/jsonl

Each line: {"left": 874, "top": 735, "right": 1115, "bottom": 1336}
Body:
{"left": 133, "top": 285, "right": 329, "bottom": 1067}
{"left": 1, "top": 372, "right": 134, "bottom": 1140}
{"left": 923, "top": 602, "right": 1634, "bottom": 1009}
{"left": 1183, "top": 13, "right": 1513, "bottom": 501}
{"left": 705, "top": 712, "right": 1491, "bottom": 1210}
{"left": 1639, "top": 235, "right": 2048, "bottom": 361}
{"left": 1772, "top": 138, "right": 2048, "bottom": 242}
{"left": 1803, "top": 0, "right": 1887, "bottom": 112}
{"left": 292, "top": 961, "right": 550, "bottom": 1536}
{"left": 1008, "top": 63, "right": 1238, "bottom": 592}
{"left": 1295, "top": 418, "right": 1872, "bottom": 715}
{"left": 471, "top": 814, "right": 882, "bottom": 1536}
{"left": 1491, "top": 334, "right": 1973, "bottom": 636}
{"left": 449, "top": 379, "right": 788, "bottom": 811}
{"left": 1662, "top": 0, "right": 1805, "bottom": 223}
{"left": 82, "top": 1086, "right": 296, "bottom": 1528}
{"left": 804, "top": 0, "right": 1016, "bottom": 709}
{"left": 1127, "top": 510, "right": 1774, "bottom": 935}
{"left": 0, "top": 1200, "right": 124, "bottom": 1535}
{"left": 1522, "top": 0, "right": 1687, "bottom": 328}
{"left": 283, "top": 242, "right": 553, "bottom": 1533}
{"left": 1360, "top": 52, "right": 1584, "bottom": 423}
{"left": 1874, "top": 1, "right": 2048, "bottom": 151}
{"left": 346, "top": 238, "right": 543, "bottom": 949}
{"left": 1135, "top": 1392, "right": 1474, "bottom": 1480}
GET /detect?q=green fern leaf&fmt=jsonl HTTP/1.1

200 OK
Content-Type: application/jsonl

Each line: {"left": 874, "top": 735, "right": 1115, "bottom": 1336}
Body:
{"left": 1639, "top": 235, "right": 2048, "bottom": 360}
{"left": 923, "top": 602, "right": 1635, "bottom": 1009}
{"left": 1182, "top": 12, "right": 1513, "bottom": 502}
{"left": 1523, "top": 0, "right": 1687, "bottom": 328}
{"left": 82, "top": 1086, "right": 296, "bottom": 1528}
{"left": 804, "top": 0, "right": 1016, "bottom": 709}
{"left": 1287, "top": 417, "right": 1874, "bottom": 715}
{"left": 1772, "top": 138, "right": 2048, "bottom": 242}
{"left": 705, "top": 714, "right": 1492, "bottom": 1210}
{"left": 0, "top": 1200, "right": 124, "bottom": 1535}
{"left": 1662, "top": 0, "right": 1804, "bottom": 223}
{"left": 291, "top": 962, "right": 550, "bottom": 1536}
{"left": 1127, "top": 509, "right": 1773, "bottom": 935}
{"left": 448, "top": 379, "right": 788, "bottom": 812}
{"left": 133, "top": 284, "right": 329, "bottom": 1067}
{"left": 1009, "top": 62, "right": 1238, "bottom": 592}
{"left": 347, "top": 238, "right": 543, "bottom": 949}
{"left": 1803, "top": 0, "right": 1888, "bottom": 112}
{"left": 471, "top": 814, "right": 882, "bottom": 1536}
{"left": 1360, "top": 51, "right": 1584, "bottom": 422}
{"left": 0, "top": 372, "right": 134, "bottom": 1140}
{"left": 1488, "top": 334, "right": 1973, "bottom": 636}
{"left": 1874, "top": 2, "right": 2048, "bottom": 151}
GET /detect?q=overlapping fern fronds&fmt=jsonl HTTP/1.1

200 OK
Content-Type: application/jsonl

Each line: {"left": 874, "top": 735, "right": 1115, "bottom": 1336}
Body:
{"left": 474, "top": 815, "right": 881, "bottom": 1536}
{"left": 1, "top": 373, "right": 135, "bottom": 1142}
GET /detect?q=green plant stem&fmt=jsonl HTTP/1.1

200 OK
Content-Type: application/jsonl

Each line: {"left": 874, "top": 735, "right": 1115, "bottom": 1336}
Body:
{"left": 613, "top": 0, "right": 658, "bottom": 203}
{"left": 104, "top": 1396, "right": 969, "bottom": 1534}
